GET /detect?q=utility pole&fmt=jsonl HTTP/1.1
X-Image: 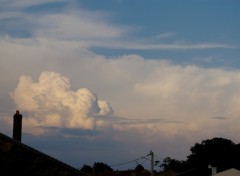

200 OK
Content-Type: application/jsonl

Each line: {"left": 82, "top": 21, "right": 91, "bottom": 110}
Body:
{"left": 150, "top": 150, "right": 154, "bottom": 176}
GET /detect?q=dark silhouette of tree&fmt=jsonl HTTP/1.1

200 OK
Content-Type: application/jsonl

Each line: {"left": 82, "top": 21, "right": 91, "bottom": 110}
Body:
{"left": 80, "top": 164, "right": 93, "bottom": 176}
{"left": 135, "top": 164, "right": 145, "bottom": 172}
{"left": 161, "top": 137, "right": 240, "bottom": 176}
{"left": 186, "top": 137, "right": 240, "bottom": 174}
{"left": 93, "top": 162, "right": 113, "bottom": 173}
{"left": 161, "top": 157, "right": 188, "bottom": 173}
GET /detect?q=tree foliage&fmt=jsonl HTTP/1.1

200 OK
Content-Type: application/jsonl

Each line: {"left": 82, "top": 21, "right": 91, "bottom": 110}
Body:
{"left": 162, "top": 137, "right": 240, "bottom": 176}
{"left": 161, "top": 157, "right": 188, "bottom": 173}
{"left": 93, "top": 162, "right": 113, "bottom": 173}
{"left": 80, "top": 164, "right": 93, "bottom": 175}
{"left": 135, "top": 164, "right": 145, "bottom": 172}
{"left": 80, "top": 162, "right": 113, "bottom": 176}
{"left": 186, "top": 137, "right": 240, "bottom": 173}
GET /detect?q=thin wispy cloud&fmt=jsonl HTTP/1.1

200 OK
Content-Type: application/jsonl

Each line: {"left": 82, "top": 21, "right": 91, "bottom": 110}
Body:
{"left": 211, "top": 116, "right": 228, "bottom": 120}
{"left": 157, "top": 32, "right": 177, "bottom": 39}
{"left": 90, "top": 41, "right": 236, "bottom": 50}
{"left": 99, "top": 116, "right": 182, "bottom": 126}
{"left": 1, "top": 0, "right": 65, "bottom": 9}
{"left": 0, "top": 1, "right": 236, "bottom": 51}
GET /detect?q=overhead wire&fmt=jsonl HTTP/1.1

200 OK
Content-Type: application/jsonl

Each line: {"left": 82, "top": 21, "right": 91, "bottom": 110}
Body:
{"left": 110, "top": 152, "right": 165, "bottom": 169}
{"left": 153, "top": 153, "right": 164, "bottom": 160}
{"left": 139, "top": 157, "right": 148, "bottom": 165}
{"left": 110, "top": 154, "right": 149, "bottom": 167}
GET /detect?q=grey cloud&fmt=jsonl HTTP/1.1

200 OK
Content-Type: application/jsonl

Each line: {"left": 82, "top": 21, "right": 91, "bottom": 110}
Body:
{"left": 99, "top": 116, "right": 182, "bottom": 125}
{"left": 211, "top": 116, "right": 228, "bottom": 120}
{"left": 60, "top": 128, "right": 101, "bottom": 137}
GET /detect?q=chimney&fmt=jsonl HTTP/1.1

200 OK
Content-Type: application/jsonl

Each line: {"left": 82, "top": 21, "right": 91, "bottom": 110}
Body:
{"left": 13, "top": 110, "right": 22, "bottom": 142}
{"left": 211, "top": 167, "right": 217, "bottom": 175}
{"left": 208, "top": 165, "right": 217, "bottom": 176}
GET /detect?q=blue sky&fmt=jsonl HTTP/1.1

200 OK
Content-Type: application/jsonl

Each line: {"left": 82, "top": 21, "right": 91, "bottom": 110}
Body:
{"left": 1, "top": 0, "right": 240, "bottom": 171}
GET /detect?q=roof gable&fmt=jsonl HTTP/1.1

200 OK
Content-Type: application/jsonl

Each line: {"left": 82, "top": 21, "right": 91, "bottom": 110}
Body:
{"left": 214, "top": 168, "right": 240, "bottom": 176}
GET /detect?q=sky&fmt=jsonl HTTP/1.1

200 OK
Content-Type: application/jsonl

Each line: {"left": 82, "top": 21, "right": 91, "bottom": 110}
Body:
{"left": 1, "top": 0, "right": 240, "bottom": 171}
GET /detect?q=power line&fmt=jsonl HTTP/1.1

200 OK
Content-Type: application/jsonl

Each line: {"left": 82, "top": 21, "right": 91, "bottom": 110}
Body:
{"left": 110, "top": 154, "right": 149, "bottom": 167}
{"left": 139, "top": 158, "right": 148, "bottom": 165}
{"left": 141, "top": 156, "right": 151, "bottom": 162}
{"left": 153, "top": 153, "right": 164, "bottom": 161}
{"left": 110, "top": 151, "right": 166, "bottom": 175}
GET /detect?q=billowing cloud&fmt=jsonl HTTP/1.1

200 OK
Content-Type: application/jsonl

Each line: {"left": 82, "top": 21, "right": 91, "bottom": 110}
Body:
{"left": 2, "top": 36, "right": 240, "bottom": 143}
{"left": 10, "top": 71, "right": 113, "bottom": 134}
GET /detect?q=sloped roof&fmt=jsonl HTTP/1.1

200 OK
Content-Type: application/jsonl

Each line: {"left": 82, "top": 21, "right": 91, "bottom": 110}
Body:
{"left": 214, "top": 168, "right": 240, "bottom": 176}
{"left": 0, "top": 132, "right": 84, "bottom": 176}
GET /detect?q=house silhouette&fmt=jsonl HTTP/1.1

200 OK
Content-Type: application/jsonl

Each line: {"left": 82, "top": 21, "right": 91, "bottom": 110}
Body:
{"left": 0, "top": 132, "right": 85, "bottom": 176}
{"left": 0, "top": 110, "right": 85, "bottom": 176}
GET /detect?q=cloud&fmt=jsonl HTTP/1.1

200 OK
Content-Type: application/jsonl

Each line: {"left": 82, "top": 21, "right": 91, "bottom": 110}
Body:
{"left": 0, "top": 1, "right": 236, "bottom": 51}
{"left": 1, "top": 0, "right": 65, "bottom": 9}
{"left": 157, "top": 32, "right": 176, "bottom": 39}
{"left": 0, "top": 1, "right": 130, "bottom": 41}
{"left": 211, "top": 116, "right": 228, "bottom": 120}
{"left": 2, "top": 36, "right": 240, "bottom": 140}
{"left": 98, "top": 100, "right": 113, "bottom": 116}
{"left": 97, "top": 41, "right": 236, "bottom": 50}
{"left": 10, "top": 71, "right": 113, "bottom": 135}
{"left": 2, "top": 36, "right": 240, "bottom": 141}
{"left": 34, "top": 12, "right": 128, "bottom": 40}
{"left": 60, "top": 128, "right": 101, "bottom": 137}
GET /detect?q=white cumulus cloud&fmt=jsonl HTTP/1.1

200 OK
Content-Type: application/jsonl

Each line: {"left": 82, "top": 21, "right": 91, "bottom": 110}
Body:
{"left": 10, "top": 71, "right": 113, "bottom": 134}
